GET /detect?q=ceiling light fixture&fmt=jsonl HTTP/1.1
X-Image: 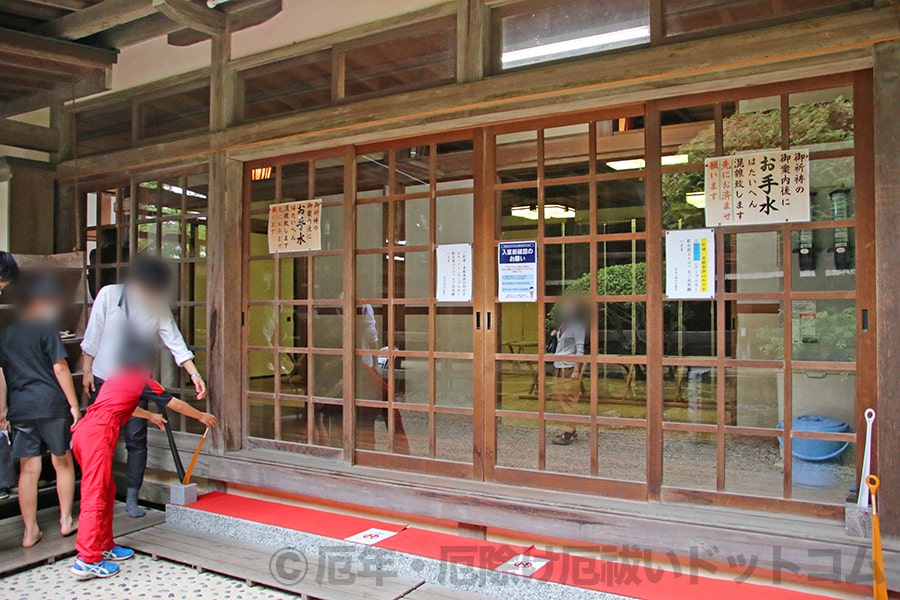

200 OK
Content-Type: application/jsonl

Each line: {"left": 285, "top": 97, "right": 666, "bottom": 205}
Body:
{"left": 250, "top": 166, "right": 273, "bottom": 181}
{"left": 685, "top": 192, "right": 706, "bottom": 208}
{"left": 511, "top": 204, "right": 576, "bottom": 220}
{"left": 501, "top": 26, "right": 650, "bottom": 66}
{"left": 605, "top": 154, "right": 690, "bottom": 171}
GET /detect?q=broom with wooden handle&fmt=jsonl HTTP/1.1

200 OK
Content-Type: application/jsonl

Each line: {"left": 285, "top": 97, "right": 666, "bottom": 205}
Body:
{"left": 866, "top": 475, "right": 888, "bottom": 600}
{"left": 182, "top": 427, "right": 210, "bottom": 485}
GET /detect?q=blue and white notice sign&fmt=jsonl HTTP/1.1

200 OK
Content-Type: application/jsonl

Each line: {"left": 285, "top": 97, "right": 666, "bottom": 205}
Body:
{"left": 498, "top": 241, "right": 538, "bottom": 303}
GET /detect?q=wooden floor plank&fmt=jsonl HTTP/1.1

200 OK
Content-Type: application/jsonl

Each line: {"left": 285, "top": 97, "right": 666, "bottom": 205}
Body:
{"left": 0, "top": 502, "right": 164, "bottom": 576}
{"left": 119, "top": 523, "right": 424, "bottom": 600}
{"left": 400, "top": 583, "right": 499, "bottom": 599}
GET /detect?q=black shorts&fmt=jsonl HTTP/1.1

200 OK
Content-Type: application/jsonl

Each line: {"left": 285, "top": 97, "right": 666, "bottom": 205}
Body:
{"left": 10, "top": 418, "right": 72, "bottom": 459}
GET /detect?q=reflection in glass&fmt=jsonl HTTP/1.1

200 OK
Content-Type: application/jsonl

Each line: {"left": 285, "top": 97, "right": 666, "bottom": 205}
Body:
{"left": 791, "top": 229, "right": 855, "bottom": 291}
{"left": 730, "top": 300, "right": 783, "bottom": 360}
{"left": 724, "top": 231, "right": 783, "bottom": 293}
{"left": 662, "top": 366, "right": 717, "bottom": 425}
{"left": 436, "top": 359, "right": 473, "bottom": 408}
{"left": 792, "top": 441, "right": 856, "bottom": 505}
{"left": 497, "top": 416, "right": 539, "bottom": 470}
{"left": 313, "top": 255, "right": 342, "bottom": 299}
{"left": 312, "top": 403, "right": 342, "bottom": 448}
{"left": 663, "top": 301, "right": 715, "bottom": 357}
{"left": 725, "top": 435, "right": 782, "bottom": 498}
{"left": 544, "top": 243, "right": 590, "bottom": 297}
{"left": 279, "top": 257, "right": 309, "bottom": 301}
{"left": 792, "top": 370, "right": 855, "bottom": 428}
{"left": 663, "top": 430, "right": 716, "bottom": 490}
{"left": 597, "top": 178, "right": 646, "bottom": 233}
{"left": 436, "top": 413, "right": 473, "bottom": 463}
{"left": 726, "top": 367, "right": 781, "bottom": 428}
{"left": 357, "top": 203, "right": 388, "bottom": 248}
{"left": 396, "top": 198, "right": 430, "bottom": 246}
{"left": 499, "top": 188, "right": 539, "bottom": 240}
{"left": 496, "top": 361, "right": 539, "bottom": 413}
{"left": 248, "top": 398, "right": 275, "bottom": 439}
{"left": 544, "top": 183, "right": 589, "bottom": 238}
{"left": 597, "top": 363, "right": 647, "bottom": 419}
{"left": 597, "top": 426, "right": 646, "bottom": 482}
{"left": 790, "top": 300, "right": 856, "bottom": 362}
{"left": 435, "top": 306, "right": 473, "bottom": 353}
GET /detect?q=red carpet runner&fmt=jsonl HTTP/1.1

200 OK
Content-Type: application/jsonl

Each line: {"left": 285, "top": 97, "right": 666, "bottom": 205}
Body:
{"left": 186, "top": 492, "right": 837, "bottom": 600}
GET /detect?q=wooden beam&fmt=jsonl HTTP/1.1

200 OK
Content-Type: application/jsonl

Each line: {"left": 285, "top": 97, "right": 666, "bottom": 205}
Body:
{"left": 167, "top": 0, "right": 282, "bottom": 47}
{"left": 30, "top": 0, "right": 156, "bottom": 41}
{"left": 0, "top": 68, "right": 110, "bottom": 118}
{"left": 153, "top": 0, "right": 225, "bottom": 36}
{"left": 874, "top": 39, "right": 900, "bottom": 538}
{"left": 83, "top": 12, "right": 182, "bottom": 49}
{"left": 0, "top": 0, "right": 64, "bottom": 21}
{"left": 0, "top": 27, "right": 117, "bottom": 68}
{"left": 25, "top": 0, "right": 94, "bottom": 10}
{"left": 0, "top": 118, "right": 59, "bottom": 152}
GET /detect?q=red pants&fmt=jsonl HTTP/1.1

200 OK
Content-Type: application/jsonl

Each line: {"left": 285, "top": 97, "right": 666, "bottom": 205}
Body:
{"left": 72, "top": 413, "right": 120, "bottom": 563}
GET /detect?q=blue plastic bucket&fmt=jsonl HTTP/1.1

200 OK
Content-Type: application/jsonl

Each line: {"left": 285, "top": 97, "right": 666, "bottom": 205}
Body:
{"left": 777, "top": 415, "right": 850, "bottom": 488}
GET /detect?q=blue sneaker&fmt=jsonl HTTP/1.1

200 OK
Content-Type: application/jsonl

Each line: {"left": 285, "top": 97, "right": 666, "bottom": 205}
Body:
{"left": 71, "top": 557, "right": 120, "bottom": 579}
{"left": 102, "top": 545, "right": 135, "bottom": 561}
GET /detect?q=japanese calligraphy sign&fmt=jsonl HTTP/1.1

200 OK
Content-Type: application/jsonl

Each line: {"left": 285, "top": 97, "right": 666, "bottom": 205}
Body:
{"left": 704, "top": 149, "right": 810, "bottom": 226}
{"left": 665, "top": 229, "right": 715, "bottom": 300}
{"left": 267, "top": 199, "right": 323, "bottom": 253}
{"left": 498, "top": 241, "right": 537, "bottom": 303}
{"left": 436, "top": 243, "right": 472, "bottom": 302}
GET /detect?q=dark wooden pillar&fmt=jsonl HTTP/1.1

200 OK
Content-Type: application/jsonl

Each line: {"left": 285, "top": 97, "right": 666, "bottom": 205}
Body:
{"left": 207, "top": 25, "right": 244, "bottom": 453}
{"left": 874, "top": 40, "right": 900, "bottom": 538}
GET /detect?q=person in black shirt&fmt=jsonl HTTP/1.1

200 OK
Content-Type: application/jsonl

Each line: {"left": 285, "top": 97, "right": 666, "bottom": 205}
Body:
{"left": 0, "top": 273, "right": 81, "bottom": 547}
{"left": 0, "top": 251, "right": 18, "bottom": 294}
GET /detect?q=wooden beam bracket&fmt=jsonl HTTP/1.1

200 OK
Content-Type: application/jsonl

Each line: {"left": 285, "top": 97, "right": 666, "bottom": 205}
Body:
{"left": 0, "top": 119, "right": 59, "bottom": 153}
{"left": 153, "top": 0, "right": 226, "bottom": 36}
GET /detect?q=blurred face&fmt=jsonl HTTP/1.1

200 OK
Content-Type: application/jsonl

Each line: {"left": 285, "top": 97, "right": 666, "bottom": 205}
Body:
{"left": 26, "top": 296, "right": 63, "bottom": 322}
{"left": 0, "top": 279, "right": 9, "bottom": 294}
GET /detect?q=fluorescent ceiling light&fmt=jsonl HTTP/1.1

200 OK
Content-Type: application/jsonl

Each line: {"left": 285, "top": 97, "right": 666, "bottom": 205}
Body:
{"left": 501, "top": 26, "right": 650, "bottom": 65}
{"left": 685, "top": 192, "right": 706, "bottom": 208}
{"left": 605, "top": 154, "right": 689, "bottom": 171}
{"left": 511, "top": 204, "right": 576, "bottom": 220}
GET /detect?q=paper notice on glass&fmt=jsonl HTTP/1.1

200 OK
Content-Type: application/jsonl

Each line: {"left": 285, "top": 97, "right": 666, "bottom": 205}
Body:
{"left": 268, "top": 199, "right": 323, "bottom": 253}
{"left": 436, "top": 243, "right": 472, "bottom": 302}
{"left": 665, "top": 229, "right": 715, "bottom": 299}
{"left": 704, "top": 149, "right": 810, "bottom": 226}
{"left": 498, "top": 241, "right": 537, "bottom": 303}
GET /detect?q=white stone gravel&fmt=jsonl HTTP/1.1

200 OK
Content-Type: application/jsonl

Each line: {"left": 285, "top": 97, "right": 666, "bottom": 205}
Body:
{"left": 0, "top": 553, "right": 296, "bottom": 600}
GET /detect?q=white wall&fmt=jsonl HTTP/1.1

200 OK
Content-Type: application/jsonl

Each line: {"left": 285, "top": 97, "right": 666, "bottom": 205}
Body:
{"left": 110, "top": 0, "right": 447, "bottom": 92}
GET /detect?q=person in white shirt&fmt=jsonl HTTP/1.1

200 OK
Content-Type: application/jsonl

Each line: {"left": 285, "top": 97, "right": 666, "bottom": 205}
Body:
{"left": 548, "top": 298, "right": 586, "bottom": 446}
{"left": 81, "top": 256, "right": 206, "bottom": 518}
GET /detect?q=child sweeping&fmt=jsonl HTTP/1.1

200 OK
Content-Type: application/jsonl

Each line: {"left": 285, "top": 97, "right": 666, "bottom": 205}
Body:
{"left": 71, "top": 341, "right": 216, "bottom": 579}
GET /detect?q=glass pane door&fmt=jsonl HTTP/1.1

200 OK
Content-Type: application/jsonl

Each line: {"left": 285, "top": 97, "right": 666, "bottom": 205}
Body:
{"left": 487, "top": 116, "right": 650, "bottom": 497}
{"left": 354, "top": 138, "right": 479, "bottom": 474}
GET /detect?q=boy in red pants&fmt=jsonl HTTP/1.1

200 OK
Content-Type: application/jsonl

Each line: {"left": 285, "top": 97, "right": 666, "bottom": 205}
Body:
{"left": 71, "top": 343, "right": 216, "bottom": 579}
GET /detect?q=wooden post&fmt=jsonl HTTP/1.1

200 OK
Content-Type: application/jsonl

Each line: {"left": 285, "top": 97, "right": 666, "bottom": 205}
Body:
{"left": 457, "top": 0, "right": 488, "bottom": 83}
{"left": 207, "top": 23, "right": 243, "bottom": 452}
{"left": 874, "top": 41, "right": 900, "bottom": 538}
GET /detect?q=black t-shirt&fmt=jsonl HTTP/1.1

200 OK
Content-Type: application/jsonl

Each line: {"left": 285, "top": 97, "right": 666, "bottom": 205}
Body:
{"left": 0, "top": 320, "right": 70, "bottom": 421}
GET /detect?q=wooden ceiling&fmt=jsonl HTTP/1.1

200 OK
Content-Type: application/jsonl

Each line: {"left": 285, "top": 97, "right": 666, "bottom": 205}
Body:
{"left": 0, "top": 0, "right": 282, "bottom": 139}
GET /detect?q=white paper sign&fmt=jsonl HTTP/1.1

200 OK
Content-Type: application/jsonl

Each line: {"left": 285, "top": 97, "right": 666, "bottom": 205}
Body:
{"left": 436, "top": 244, "right": 472, "bottom": 302}
{"left": 704, "top": 149, "right": 810, "bottom": 226}
{"left": 494, "top": 554, "right": 550, "bottom": 577}
{"left": 344, "top": 528, "right": 399, "bottom": 546}
{"left": 665, "top": 229, "right": 715, "bottom": 299}
{"left": 268, "top": 199, "right": 323, "bottom": 253}
{"left": 498, "top": 241, "right": 537, "bottom": 303}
